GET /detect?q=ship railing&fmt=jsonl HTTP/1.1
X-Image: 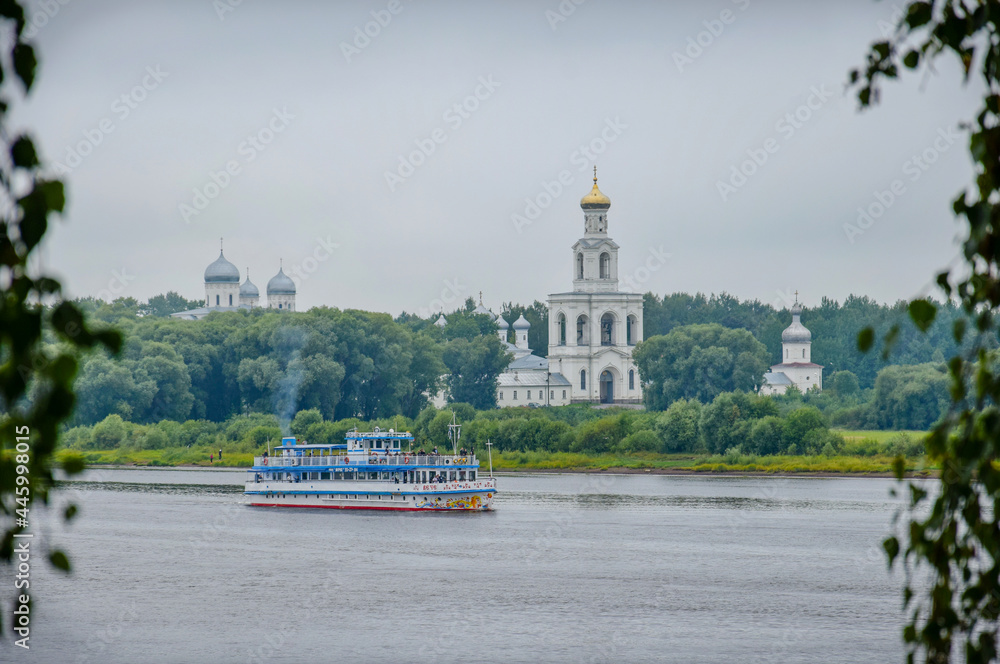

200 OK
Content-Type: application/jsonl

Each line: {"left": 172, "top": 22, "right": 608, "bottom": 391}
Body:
{"left": 252, "top": 454, "right": 478, "bottom": 468}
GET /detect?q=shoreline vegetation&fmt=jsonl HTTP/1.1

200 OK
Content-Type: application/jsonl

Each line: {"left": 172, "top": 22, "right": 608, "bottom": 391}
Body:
{"left": 56, "top": 429, "right": 933, "bottom": 477}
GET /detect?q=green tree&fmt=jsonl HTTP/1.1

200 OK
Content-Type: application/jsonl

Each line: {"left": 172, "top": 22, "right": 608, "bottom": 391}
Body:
{"left": 783, "top": 407, "right": 828, "bottom": 452}
{"left": 442, "top": 335, "right": 511, "bottom": 410}
{"left": 698, "top": 391, "right": 779, "bottom": 454}
{"left": 290, "top": 409, "right": 323, "bottom": 438}
{"left": 633, "top": 324, "right": 771, "bottom": 410}
{"left": 0, "top": 5, "right": 123, "bottom": 633}
{"left": 141, "top": 292, "right": 203, "bottom": 317}
{"left": 852, "top": 3, "right": 1000, "bottom": 660}
{"left": 747, "top": 416, "right": 785, "bottom": 456}
{"left": 654, "top": 398, "right": 702, "bottom": 453}
{"left": 73, "top": 355, "right": 153, "bottom": 424}
{"left": 871, "top": 363, "right": 949, "bottom": 430}
{"left": 828, "top": 370, "right": 860, "bottom": 397}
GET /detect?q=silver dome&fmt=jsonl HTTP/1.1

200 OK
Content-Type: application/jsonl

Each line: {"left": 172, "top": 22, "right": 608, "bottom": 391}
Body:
{"left": 781, "top": 305, "right": 811, "bottom": 343}
{"left": 266, "top": 267, "right": 296, "bottom": 295}
{"left": 473, "top": 303, "right": 496, "bottom": 320}
{"left": 513, "top": 314, "right": 530, "bottom": 330}
{"left": 497, "top": 317, "right": 509, "bottom": 330}
{"left": 240, "top": 276, "right": 259, "bottom": 298}
{"left": 204, "top": 251, "right": 240, "bottom": 284}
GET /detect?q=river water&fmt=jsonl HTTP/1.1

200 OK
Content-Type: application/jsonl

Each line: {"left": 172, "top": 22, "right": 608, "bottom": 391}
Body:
{"left": 5, "top": 469, "right": 910, "bottom": 663}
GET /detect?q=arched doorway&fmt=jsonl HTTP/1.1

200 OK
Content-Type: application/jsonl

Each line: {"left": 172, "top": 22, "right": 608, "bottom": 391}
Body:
{"left": 600, "top": 370, "right": 614, "bottom": 404}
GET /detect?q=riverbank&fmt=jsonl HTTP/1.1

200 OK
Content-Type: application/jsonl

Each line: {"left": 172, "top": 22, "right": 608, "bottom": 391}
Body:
{"left": 57, "top": 446, "right": 933, "bottom": 477}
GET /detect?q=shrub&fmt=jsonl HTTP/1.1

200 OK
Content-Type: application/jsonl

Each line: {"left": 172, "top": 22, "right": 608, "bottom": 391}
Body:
{"left": 92, "top": 414, "right": 127, "bottom": 449}
{"left": 615, "top": 430, "right": 660, "bottom": 454}
{"left": 887, "top": 432, "right": 925, "bottom": 458}
{"left": 843, "top": 438, "right": 882, "bottom": 457}
{"left": 655, "top": 399, "right": 701, "bottom": 453}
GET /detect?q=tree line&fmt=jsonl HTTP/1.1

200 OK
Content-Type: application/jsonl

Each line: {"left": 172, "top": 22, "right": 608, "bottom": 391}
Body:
{"left": 57, "top": 289, "right": 981, "bottom": 432}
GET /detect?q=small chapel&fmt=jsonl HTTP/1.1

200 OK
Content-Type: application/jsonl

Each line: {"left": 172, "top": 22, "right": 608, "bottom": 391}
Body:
{"left": 760, "top": 296, "right": 824, "bottom": 395}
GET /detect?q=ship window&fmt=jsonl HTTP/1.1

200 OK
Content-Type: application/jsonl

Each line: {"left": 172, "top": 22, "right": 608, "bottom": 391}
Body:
{"left": 470, "top": 471, "right": 476, "bottom": 480}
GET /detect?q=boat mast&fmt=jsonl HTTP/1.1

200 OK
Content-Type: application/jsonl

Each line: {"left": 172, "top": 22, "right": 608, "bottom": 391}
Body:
{"left": 486, "top": 438, "right": 494, "bottom": 478}
{"left": 447, "top": 412, "right": 460, "bottom": 455}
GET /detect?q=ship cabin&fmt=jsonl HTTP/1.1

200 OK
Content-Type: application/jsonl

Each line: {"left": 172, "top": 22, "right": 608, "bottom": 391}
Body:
{"left": 248, "top": 429, "right": 480, "bottom": 485}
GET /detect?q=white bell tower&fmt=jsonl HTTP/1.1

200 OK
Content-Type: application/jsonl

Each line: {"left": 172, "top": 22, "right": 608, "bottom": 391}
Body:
{"left": 546, "top": 169, "right": 644, "bottom": 404}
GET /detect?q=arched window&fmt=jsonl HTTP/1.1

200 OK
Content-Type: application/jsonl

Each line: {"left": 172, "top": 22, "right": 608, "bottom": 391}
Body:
{"left": 785, "top": 349, "right": 788, "bottom": 359}
{"left": 600, "top": 313, "right": 615, "bottom": 346}
{"left": 215, "top": 295, "right": 220, "bottom": 306}
{"left": 580, "top": 369, "right": 586, "bottom": 390}
{"left": 629, "top": 369, "right": 635, "bottom": 390}
{"left": 229, "top": 294, "right": 233, "bottom": 306}
{"left": 278, "top": 303, "right": 283, "bottom": 309}
{"left": 576, "top": 315, "right": 589, "bottom": 346}
{"left": 599, "top": 252, "right": 610, "bottom": 279}
{"left": 802, "top": 348, "right": 805, "bottom": 358}
{"left": 558, "top": 313, "right": 566, "bottom": 346}
{"left": 576, "top": 253, "right": 584, "bottom": 279}
{"left": 627, "top": 314, "right": 638, "bottom": 345}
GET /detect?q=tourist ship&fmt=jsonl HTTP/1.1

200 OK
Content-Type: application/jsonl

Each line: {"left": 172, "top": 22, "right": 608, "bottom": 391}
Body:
{"left": 244, "top": 420, "right": 496, "bottom": 511}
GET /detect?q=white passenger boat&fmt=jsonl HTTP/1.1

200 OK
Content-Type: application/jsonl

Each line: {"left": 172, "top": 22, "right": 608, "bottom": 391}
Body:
{"left": 244, "top": 421, "right": 496, "bottom": 511}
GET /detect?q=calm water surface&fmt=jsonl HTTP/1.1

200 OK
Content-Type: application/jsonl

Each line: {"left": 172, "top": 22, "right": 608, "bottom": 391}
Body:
{"left": 7, "top": 469, "right": 909, "bottom": 663}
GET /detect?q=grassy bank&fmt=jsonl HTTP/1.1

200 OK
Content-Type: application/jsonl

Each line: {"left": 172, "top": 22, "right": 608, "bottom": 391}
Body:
{"left": 57, "top": 442, "right": 934, "bottom": 476}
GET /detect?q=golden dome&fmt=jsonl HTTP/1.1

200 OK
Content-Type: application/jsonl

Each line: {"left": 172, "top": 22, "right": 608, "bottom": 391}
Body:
{"left": 580, "top": 168, "right": 611, "bottom": 209}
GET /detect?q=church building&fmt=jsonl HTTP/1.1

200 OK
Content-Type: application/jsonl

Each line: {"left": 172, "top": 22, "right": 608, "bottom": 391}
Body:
{"left": 493, "top": 170, "right": 643, "bottom": 407}
{"left": 760, "top": 297, "right": 823, "bottom": 395}
{"left": 171, "top": 242, "right": 297, "bottom": 320}
{"left": 544, "top": 171, "right": 643, "bottom": 405}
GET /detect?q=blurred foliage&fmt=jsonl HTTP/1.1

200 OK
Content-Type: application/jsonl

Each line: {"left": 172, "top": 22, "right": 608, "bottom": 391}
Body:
{"left": 851, "top": 1, "right": 1000, "bottom": 661}
{"left": 0, "top": 4, "right": 122, "bottom": 637}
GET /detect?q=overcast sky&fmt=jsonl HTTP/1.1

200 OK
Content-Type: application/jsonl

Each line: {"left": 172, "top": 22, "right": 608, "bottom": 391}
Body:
{"left": 15, "top": 0, "right": 981, "bottom": 316}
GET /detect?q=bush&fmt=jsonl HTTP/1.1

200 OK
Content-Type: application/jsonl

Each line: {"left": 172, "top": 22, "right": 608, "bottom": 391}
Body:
{"left": 92, "top": 414, "right": 127, "bottom": 449}
{"left": 747, "top": 416, "right": 784, "bottom": 455}
{"left": 615, "top": 430, "right": 660, "bottom": 454}
{"left": 842, "top": 438, "right": 882, "bottom": 457}
{"left": 63, "top": 426, "right": 94, "bottom": 450}
{"left": 887, "top": 432, "right": 925, "bottom": 458}
{"left": 291, "top": 409, "right": 322, "bottom": 437}
{"left": 655, "top": 399, "right": 701, "bottom": 453}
